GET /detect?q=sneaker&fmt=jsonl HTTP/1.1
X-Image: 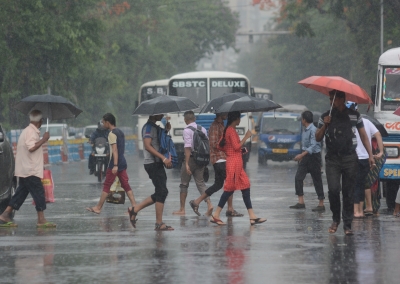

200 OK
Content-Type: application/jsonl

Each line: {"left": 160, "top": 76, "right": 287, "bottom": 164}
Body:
{"left": 289, "top": 203, "right": 305, "bottom": 209}
{"left": 311, "top": 205, "right": 325, "bottom": 212}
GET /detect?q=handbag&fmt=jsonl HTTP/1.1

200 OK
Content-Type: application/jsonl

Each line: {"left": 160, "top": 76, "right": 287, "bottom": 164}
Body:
{"left": 32, "top": 169, "right": 55, "bottom": 205}
{"left": 106, "top": 176, "right": 125, "bottom": 204}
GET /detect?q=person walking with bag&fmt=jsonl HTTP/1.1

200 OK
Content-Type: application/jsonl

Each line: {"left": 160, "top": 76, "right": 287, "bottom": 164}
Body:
{"left": 86, "top": 113, "right": 136, "bottom": 214}
{"left": 0, "top": 110, "right": 56, "bottom": 228}
{"left": 172, "top": 111, "right": 214, "bottom": 216}
{"left": 316, "top": 91, "right": 374, "bottom": 235}
{"left": 210, "top": 111, "right": 266, "bottom": 226}
{"left": 189, "top": 113, "right": 243, "bottom": 217}
{"left": 127, "top": 114, "right": 174, "bottom": 231}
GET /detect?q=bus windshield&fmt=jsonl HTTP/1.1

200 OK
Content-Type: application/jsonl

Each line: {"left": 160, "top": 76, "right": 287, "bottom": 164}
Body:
{"left": 210, "top": 78, "right": 248, "bottom": 100}
{"left": 140, "top": 86, "right": 167, "bottom": 103}
{"left": 381, "top": 67, "right": 400, "bottom": 111}
{"left": 169, "top": 79, "right": 207, "bottom": 106}
{"left": 261, "top": 117, "right": 300, "bottom": 134}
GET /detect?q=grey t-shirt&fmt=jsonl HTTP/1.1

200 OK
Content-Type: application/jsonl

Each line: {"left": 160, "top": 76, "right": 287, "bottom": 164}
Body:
{"left": 142, "top": 121, "right": 161, "bottom": 164}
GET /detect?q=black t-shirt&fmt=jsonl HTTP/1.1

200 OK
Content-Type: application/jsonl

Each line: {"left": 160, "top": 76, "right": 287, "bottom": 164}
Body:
{"left": 318, "top": 108, "right": 364, "bottom": 155}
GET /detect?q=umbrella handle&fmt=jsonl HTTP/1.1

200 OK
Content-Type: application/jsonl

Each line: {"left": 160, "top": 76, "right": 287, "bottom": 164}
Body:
{"left": 329, "top": 92, "right": 336, "bottom": 116}
{"left": 46, "top": 118, "right": 49, "bottom": 132}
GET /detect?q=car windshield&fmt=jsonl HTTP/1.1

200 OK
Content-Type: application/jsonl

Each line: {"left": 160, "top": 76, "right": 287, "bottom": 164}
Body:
{"left": 261, "top": 117, "right": 300, "bottom": 134}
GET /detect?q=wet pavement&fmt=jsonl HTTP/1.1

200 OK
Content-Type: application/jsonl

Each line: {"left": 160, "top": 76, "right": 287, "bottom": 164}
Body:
{"left": 1, "top": 153, "right": 400, "bottom": 283}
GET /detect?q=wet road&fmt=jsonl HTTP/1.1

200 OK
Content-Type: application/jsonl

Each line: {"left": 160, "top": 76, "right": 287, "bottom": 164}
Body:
{"left": 1, "top": 152, "right": 400, "bottom": 284}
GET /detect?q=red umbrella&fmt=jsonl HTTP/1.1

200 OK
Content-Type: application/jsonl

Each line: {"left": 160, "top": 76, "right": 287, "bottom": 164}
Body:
{"left": 298, "top": 76, "right": 373, "bottom": 104}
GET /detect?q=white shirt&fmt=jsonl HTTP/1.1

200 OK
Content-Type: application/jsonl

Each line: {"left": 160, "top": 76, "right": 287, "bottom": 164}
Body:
{"left": 355, "top": 118, "right": 378, "bottom": 159}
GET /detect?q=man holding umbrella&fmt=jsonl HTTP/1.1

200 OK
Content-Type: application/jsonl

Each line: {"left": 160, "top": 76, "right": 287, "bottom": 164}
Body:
{"left": 316, "top": 90, "right": 374, "bottom": 235}
{"left": 0, "top": 110, "right": 56, "bottom": 228}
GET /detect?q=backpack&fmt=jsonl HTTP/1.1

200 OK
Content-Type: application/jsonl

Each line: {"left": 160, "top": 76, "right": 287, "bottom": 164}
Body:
{"left": 325, "top": 110, "right": 356, "bottom": 155}
{"left": 188, "top": 125, "right": 210, "bottom": 166}
{"left": 143, "top": 122, "right": 179, "bottom": 168}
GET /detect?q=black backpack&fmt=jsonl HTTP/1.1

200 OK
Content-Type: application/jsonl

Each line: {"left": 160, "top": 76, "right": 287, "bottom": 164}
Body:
{"left": 325, "top": 111, "right": 356, "bottom": 155}
{"left": 188, "top": 125, "right": 210, "bottom": 166}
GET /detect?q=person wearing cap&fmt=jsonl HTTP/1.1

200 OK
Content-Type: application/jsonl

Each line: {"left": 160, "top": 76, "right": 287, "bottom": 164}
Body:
{"left": 88, "top": 120, "right": 110, "bottom": 175}
{"left": 316, "top": 91, "right": 374, "bottom": 236}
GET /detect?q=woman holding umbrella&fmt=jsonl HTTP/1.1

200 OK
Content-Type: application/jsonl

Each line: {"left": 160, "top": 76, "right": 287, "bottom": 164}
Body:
{"left": 210, "top": 111, "right": 267, "bottom": 226}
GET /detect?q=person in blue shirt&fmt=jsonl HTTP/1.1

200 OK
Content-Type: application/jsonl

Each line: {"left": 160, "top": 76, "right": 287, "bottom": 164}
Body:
{"left": 290, "top": 111, "right": 325, "bottom": 211}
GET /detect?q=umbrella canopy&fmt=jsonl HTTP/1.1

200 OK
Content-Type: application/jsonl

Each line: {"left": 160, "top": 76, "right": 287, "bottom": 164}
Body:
{"left": 215, "top": 96, "right": 282, "bottom": 114}
{"left": 132, "top": 95, "right": 198, "bottom": 115}
{"left": 298, "top": 76, "right": 373, "bottom": 104}
{"left": 13, "top": 94, "right": 83, "bottom": 120}
{"left": 361, "top": 114, "right": 388, "bottom": 137}
{"left": 200, "top": 92, "right": 248, "bottom": 113}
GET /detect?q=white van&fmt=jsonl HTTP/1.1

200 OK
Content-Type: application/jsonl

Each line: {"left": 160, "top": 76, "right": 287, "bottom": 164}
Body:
{"left": 40, "top": 123, "right": 75, "bottom": 141}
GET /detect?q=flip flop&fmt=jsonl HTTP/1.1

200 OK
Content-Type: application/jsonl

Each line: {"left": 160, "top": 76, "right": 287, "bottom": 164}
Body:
{"left": 250, "top": 218, "right": 267, "bottom": 225}
{"left": 0, "top": 220, "right": 18, "bottom": 228}
{"left": 210, "top": 215, "right": 225, "bottom": 226}
{"left": 128, "top": 207, "right": 138, "bottom": 228}
{"left": 328, "top": 222, "right": 339, "bottom": 234}
{"left": 154, "top": 222, "right": 174, "bottom": 231}
{"left": 226, "top": 210, "right": 244, "bottom": 217}
{"left": 86, "top": 207, "right": 100, "bottom": 215}
{"left": 364, "top": 211, "right": 373, "bottom": 216}
{"left": 189, "top": 200, "right": 201, "bottom": 216}
{"left": 36, "top": 222, "right": 57, "bottom": 228}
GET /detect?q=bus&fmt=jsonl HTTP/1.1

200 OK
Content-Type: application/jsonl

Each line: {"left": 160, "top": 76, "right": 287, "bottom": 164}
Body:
{"left": 252, "top": 86, "right": 273, "bottom": 101}
{"left": 137, "top": 79, "right": 169, "bottom": 156}
{"left": 372, "top": 47, "right": 400, "bottom": 206}
{"left": 168, "top": 71, "right": 253, "bottom": 167}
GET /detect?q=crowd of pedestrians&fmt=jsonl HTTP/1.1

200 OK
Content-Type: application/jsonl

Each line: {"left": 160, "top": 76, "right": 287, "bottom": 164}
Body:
{"left": 2, "top": 91, "right": 398, "bottom": 234}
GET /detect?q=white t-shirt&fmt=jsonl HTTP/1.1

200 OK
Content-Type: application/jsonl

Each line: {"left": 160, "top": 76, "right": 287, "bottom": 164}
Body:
{"left": 355, "top": 118, "right": 378, "bottom": 159}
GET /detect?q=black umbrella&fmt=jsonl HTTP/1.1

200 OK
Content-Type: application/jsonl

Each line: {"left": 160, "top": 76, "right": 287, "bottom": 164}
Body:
{"left": 361, "top": 114, "right": 388, "bottom": 137}
{"left": 132, "top": 95, "right": 198, "bottom": 115}
{"left": 200, "top": 92, "right": 248, "bottom": 113}
{"left": 215, "top": 96, "right": 282, "bottom": 114}
{"left": 13, "top": 94, "right": 83, "bottom": 130}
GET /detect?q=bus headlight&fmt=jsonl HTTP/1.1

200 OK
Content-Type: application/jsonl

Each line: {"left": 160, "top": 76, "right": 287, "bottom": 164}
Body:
{"left": 236, "top": 128, "right": 245, "bottom": 135}
{"left": 293, "top": 142, "right": 301, "bottom": 150}
{"left": 173, "top": 128, "right": 184, "bottom": 136}
{"left": 385, "top": 147, "right": 398, "bottom": 158}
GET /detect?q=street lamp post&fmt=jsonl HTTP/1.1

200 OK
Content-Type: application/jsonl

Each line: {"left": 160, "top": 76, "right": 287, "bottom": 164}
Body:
{"left": 381, "top": 0, "right": 383, "bottom": 55}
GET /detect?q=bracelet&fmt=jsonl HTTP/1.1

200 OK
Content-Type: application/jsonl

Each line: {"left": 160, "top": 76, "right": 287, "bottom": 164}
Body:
{"left": 163, "top": 158, "right": 167, "bottom": 162}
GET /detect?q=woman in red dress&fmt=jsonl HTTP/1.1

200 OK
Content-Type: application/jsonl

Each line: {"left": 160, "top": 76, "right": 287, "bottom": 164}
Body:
{"left": 210, "top": 111, "right": 267, "bottom": 226}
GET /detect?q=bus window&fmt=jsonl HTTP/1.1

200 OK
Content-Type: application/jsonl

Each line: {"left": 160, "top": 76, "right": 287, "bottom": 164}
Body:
{"left": 381, "top": 68, "right": 400, "bottom": 111}
{"left": 169, "top": 79, "right": 207, "bottom": 106}
{"left": 140, "top": 86, "right": 167, "bottom": 102}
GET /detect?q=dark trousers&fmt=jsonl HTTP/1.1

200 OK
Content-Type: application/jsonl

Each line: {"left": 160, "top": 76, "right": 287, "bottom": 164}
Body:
{"left": 217, "top": 188, "right": 252, "bottom": 209}
{"left": 295, "top": 153, "right": 324, "bottom": 200}
{"left": 325, "top": 152, "right": 358, "bottom": 230}
{"left": 9, "top": 176, "right": 46, "bottom": 212}
{"left": 205, "top": 162, "right": 226, "bottom": 196}
{"left": 353, "top": 158, "right": 370, "bottom": 203}
{"left": 88, "top": 155, "right": 95, "bottom": 170}
{"left": 386, "top": 181, "right": 399, "bottom": 210}
{"left": 144, "top": 162, "right": 168, "bottom": 204}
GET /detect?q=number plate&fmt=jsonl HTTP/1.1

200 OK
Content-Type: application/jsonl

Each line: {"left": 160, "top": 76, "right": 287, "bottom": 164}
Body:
{"left": 95, "top": 154, "right": 107, "bottom": 157}
{"left": 272, "top": 148, "right": 288, "bottom": 154}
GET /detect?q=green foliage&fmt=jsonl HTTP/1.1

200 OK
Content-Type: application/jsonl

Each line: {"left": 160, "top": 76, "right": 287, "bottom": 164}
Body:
{"left": 0, "top": 0, "right": 239, "bottom": 129}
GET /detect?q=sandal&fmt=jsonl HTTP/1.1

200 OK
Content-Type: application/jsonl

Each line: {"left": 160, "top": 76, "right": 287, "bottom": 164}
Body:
{"left": 344, "top": 229, "right": 354, "bottom": 236}
{"left": 328, "top": 222, "right": 340, "bottom": 234}
{"left": 0, "top": 220, "right": 18, "bottom": 228}
{"left": 154, "top": 222, "right": 174, "bottom": 231}
{"left": 226, "top": 210, "right": 244, "bottom": 217}
{"left": 189, "top": 200, "right": 201, "bottom": 216}
{"left": 250, "top": 218, "right": 267, "bottom": 225}
{"left": 128, "top": 207, "right": 138, "bottom": 228}
{"left": 210, "top": 215, "right": 225, "bottom": 225}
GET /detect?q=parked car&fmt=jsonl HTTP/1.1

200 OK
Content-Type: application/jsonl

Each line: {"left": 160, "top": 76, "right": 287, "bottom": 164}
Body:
{"left": 83, "top": 125, "right": 98, "bottom": 139}
{"left": 39, "top": 123, "right": 75, "bottom": 141}
{"left": 0, "top": 124, "right": 16, "bottom": 216}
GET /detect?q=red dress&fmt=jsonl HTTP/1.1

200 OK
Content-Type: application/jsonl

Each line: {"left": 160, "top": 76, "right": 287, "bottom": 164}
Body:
{"left": 220, "top": 126, "right": 250, "bottom": 191}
